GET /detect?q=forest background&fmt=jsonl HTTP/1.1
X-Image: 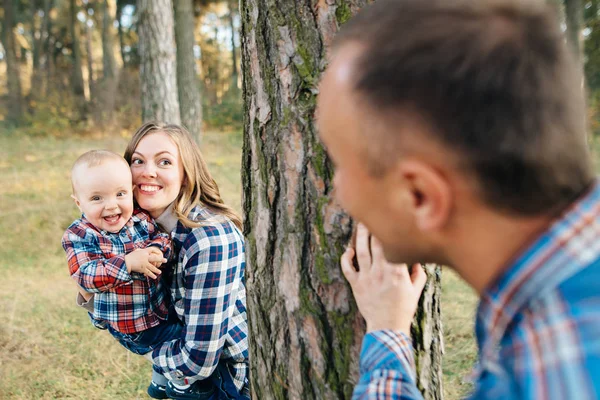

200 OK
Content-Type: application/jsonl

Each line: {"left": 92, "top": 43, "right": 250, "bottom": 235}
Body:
{"left": 0, "top": 0, "right": 599, "bottom": 399}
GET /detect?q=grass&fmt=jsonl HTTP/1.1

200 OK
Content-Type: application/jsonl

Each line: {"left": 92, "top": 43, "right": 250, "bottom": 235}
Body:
{"left": 0, "top": 129, "right": 244, "bottom": 399}
{"left": 441, "top": 271, "right": 478, "bottom": 399}
{"left": 0, "top": 128, "right": 484, "bottom": 399}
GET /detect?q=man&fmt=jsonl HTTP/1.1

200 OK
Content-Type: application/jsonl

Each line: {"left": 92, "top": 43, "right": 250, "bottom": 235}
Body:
{"left": 316, "top": 0, "right": 600, "bottom": 398}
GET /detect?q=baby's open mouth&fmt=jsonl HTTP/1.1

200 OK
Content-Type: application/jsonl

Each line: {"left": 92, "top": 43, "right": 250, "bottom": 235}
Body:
{"left": 103, "top": 214, "right": 121, "bottom": 224}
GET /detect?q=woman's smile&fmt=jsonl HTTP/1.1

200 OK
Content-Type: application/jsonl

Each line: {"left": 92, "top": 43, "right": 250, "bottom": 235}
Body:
{"left": 130, "top": 132, "right": 185, "bottom": 219}
{"left": 137, "top": 184, "right": 163, "bottom": 194}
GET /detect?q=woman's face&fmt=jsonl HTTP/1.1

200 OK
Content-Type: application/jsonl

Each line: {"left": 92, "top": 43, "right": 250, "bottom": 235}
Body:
{"left": 130, "top": 132, "right": 185, "bottom": 219}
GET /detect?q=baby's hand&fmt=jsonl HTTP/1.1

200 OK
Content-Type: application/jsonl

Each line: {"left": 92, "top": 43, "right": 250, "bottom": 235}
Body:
{"left": 125, "top": 248, "right": 167, "bottom": 279}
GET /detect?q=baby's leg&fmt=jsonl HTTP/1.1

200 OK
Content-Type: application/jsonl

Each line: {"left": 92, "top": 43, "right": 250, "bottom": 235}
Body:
{"left": 147, "top": 366, "right": 169, "bottom": 399}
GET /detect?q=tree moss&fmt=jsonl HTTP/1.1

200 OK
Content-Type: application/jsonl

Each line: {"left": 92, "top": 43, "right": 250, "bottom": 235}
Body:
{"left": 311, "top": 141, "right": 331, "bottom": 182}
{"left": 314, "top": 251, "right": 332, "bottom": 284}
{"left": 335, "top": 3, "right": 353, "bottom": 25}
{"left": 295, "top": 45, "right": 317, "bottom": 86}
{"left": 299, "top": 279, "right": 321, "bottom": 316}
{"left": 328, "top": 311, "right": 355, "bottom": 396}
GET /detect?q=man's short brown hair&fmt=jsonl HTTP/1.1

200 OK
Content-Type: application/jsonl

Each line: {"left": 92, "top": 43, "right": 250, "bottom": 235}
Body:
{"left": 334, "top": 0, "right": 594, "bottom": 215}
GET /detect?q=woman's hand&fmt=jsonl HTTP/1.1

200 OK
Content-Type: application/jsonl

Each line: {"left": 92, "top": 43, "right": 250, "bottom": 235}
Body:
{"left": 125, "top": 247, "right": 166, "bottom": 279}
{"left": 341, "top": 223, "right": 427, "bottom": 335}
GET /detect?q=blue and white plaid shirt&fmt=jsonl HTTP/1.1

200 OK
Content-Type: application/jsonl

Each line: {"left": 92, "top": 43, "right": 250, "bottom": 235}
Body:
{"left": 354, "top": 180, "right": 600, "bottom": 399}
{"left": 150, "top": 205, "right": 249, "bottom": 390}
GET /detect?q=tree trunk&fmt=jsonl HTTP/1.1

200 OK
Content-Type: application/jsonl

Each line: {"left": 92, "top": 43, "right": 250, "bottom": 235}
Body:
{"left": 116, "top": 1, "right": 126, "bottom": 67}
{"left": 2, "top": 0, "right": 23, "bottom": 122}
{"left": 102, "top": 0, "right": 118, "bottom": 80}
{"left": 30, "top": 0, "right": 43, "bottom": 101}
{"left": 70, "top": 0, "right": 86, "bottom": 97}
{"left": 565, "top": 0, "right": 583, "bottom": 62}
{"left": 137, "top": 0, "right": 180, "bottom": 123}
{"left": 227, "top": 0, "right": 238, "bottom": 83}
{"left": 99, "top": 0, "right": 118, "bottom": 122}
{"left": 173, "top": 0, "right": 203, "bottom": 142}
{"left": 240, "top": 1, "right": 444, "bottom": 400}
{"left": 86, "top": 16, "right": 95, "bottom": 103}
{"left": 44, "top": 0, "right": 55, "bottom": 96}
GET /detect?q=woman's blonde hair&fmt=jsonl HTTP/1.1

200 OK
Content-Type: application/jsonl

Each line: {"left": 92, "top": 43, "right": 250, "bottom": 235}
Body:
{"left": 124, "top": 122, "right": 242, "bottom": 230}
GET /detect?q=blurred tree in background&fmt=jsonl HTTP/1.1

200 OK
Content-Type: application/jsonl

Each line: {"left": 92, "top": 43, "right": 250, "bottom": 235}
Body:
{"left": 0, "top": 0, "right": 242, "bottom": 134}
{"left": 2, "top": 0, "right": 600, "bottom": 137}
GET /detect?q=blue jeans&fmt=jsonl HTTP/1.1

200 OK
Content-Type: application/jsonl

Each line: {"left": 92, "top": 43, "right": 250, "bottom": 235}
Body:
{"left": 107, "top": 309, "right": 183, "bottom": 355}
{"left": 192, "top": 362, "right": 251, "bottom": 400}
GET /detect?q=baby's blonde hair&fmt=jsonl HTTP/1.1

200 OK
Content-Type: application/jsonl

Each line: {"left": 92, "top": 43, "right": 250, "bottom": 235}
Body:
{"left": 71, "top": 150, "right": 129, "bottom": 195}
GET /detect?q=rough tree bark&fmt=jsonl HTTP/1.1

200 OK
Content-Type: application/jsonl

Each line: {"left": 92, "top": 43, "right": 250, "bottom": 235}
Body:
{"left": 70, "top": 0, "right": 85, "bottom": 97}
{"left": 137, "top": 0, "right": 180, "bottom": 123}
{"left": 173, "top": 0, "right": 203, "bottom": 142}
{"left": 1, "top": 0, "right": 23, "bottom": 122}
{"left": 240, "top": 1, "right": 444, "bottom": 399}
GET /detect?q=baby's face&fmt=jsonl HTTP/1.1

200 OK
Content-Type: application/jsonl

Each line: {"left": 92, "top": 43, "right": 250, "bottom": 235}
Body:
{"left": 72, "top": 159, "right": 134, "bottom": 233}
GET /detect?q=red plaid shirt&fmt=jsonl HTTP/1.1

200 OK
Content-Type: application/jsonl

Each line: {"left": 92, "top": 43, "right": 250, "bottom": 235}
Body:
{"left": 62, "top": 209, "right": 172, "bottom": 333}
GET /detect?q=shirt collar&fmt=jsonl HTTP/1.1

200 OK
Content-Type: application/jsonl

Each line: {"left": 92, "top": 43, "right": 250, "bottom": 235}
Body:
{"left": 155, "top": 203, "right": 179, "bottom": 234}
{"left": 80, "top": 214, "right": 130, "bottom": 236}
{"left": 477, "top": 179, "right": 600, "bottom": 349}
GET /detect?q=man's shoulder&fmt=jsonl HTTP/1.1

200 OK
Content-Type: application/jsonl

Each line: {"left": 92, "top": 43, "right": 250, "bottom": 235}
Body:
{"left": 557, "top": 257, "right": 600, "bottom": 311}
{"left": 508, "top": 260, "right": 600, "bottom": 342}
{"left": 497, "top": 267, "right": 600, "bottom": 397}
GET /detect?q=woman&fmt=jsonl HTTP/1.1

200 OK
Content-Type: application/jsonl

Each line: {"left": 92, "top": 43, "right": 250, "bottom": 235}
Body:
{"left": 124, "top": 122, "right": 249, "bottom": 400}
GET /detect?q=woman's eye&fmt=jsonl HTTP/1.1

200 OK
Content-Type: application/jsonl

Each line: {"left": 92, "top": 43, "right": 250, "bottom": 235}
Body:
{"left": 159, "top": 159, "right": 172, "bottom": 166}
{"left": 131, "top": 158, "right": 143, "bottom": 165}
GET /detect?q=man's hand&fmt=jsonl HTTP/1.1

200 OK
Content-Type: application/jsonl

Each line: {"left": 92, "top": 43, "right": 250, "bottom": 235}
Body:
{"left": 125, "top": 247, "right": 166, "bottom": 279}
{"left": 341, "top": 223, "right": 427, "bottom": 335}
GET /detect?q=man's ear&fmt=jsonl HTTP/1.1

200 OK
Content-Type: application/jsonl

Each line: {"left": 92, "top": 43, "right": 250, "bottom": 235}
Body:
{"left": 71, "top": 194, "right": 83, "bottom": 212}
{"left": 395, "top": 159, "right": 452, "bottom": 232}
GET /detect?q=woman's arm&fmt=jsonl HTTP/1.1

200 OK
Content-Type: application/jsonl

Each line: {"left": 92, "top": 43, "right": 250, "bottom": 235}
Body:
{"left": 150, "top": 224, "right": 245, "bottom": 382}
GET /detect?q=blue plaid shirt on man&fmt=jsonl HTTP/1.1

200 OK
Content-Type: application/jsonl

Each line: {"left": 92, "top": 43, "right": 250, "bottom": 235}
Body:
{"left": 354, "top": 181, "right": 600, "bottom": 399}
{"left": 62, "top": 210, "right": 172, "bottom": 334}
{"left": 150, "top": 205, "right": 249, "bottom": 390}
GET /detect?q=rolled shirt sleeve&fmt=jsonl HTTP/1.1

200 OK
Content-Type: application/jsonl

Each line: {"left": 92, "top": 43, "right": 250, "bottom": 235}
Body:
{"left": 354, "top": 330, "right": 424, "bottom": 400}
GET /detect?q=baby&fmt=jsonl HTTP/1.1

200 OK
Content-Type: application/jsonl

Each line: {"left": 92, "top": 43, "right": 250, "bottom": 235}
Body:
{"left": 61, "top": 150, "right": 186, "bottom": 399}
